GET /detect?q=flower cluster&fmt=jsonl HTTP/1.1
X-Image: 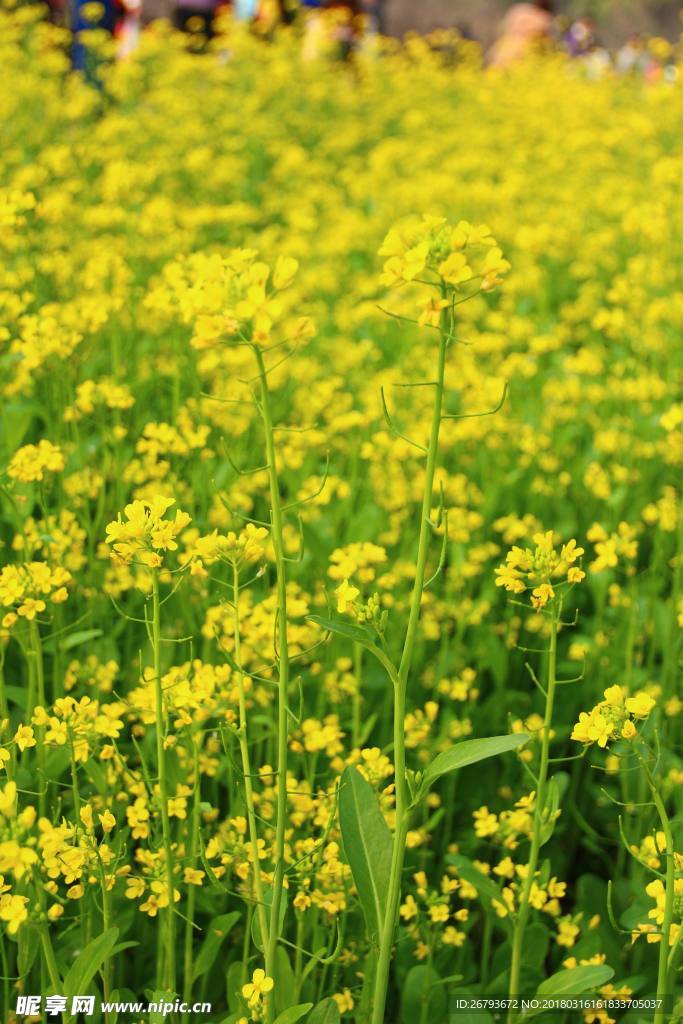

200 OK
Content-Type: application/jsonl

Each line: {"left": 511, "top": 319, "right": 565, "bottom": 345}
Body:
{"left": 495, "top": 532, "right": 585, "bottom": 610}
{"left": 186, "top": 523, "right": 269, "bottom": 578}
{"left": 6, "top": 440, "right": 65, "bottom": 483}
{"left": 105, "top": 496, "right": 191, "bottom": 569}
{"left": 148, "top": 248, "right": 311, "bottom": 351}
{"left": 571, "top": 685, "right": 656, "bottom": 748}
{"left": 379, "top": 215, "right": 510, "bottom": 299}
{"left": 0, "top": 561, "right": 71, "bottom": 630}
{"left": 632, "top": 867, "right": 683, "bottom": 946}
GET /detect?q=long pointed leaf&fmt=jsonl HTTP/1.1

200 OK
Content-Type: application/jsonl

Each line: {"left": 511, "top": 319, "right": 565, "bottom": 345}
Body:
{"left": 64, "top": 927, "right": 119, "bottom": 1001}
{"left": 339, "top": 765, "right": 393, "bottom": 945}
{"left": 418, "top": 734, "right": 529, "bottom": 800}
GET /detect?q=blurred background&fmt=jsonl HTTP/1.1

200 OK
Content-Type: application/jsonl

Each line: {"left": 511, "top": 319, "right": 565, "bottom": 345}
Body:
{"left": 129, "top": 0, "right": 683, "bottom": 42}
{"left": 383, "top": 0, "right": 682, "bottom": 44}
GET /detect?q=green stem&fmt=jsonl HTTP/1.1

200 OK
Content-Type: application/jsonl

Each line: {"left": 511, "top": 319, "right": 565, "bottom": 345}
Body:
{"left": 28, "top": 621, "right": 46, "bottom": 819}
{"left": 152, "top": 571, "right": 176, "bottom": 995}
{"left": 232, "top": 562, "right": 271, "bottom": 968}
{"left": 293, "top": 912, "right": 304, "bottom": 1001}
{"left": 255, "top": 346, "right": 290, "bottom": 1021}
{"left": 0, "top": 934, "right": 8, "bottom": 1023}
{"left": 69, "top": 743, "right": 89, "bottom": 949}
{"left": 419, "top": 938, "right": 434, "bottom": 1024}
{"left": 93, "top": 840, "right": 114, "bottom": 1024}
{"left": 663, "top": 515, "right": 682, "bottom": 701}
{"left": 645, "top": 763, "right": 675, "bottom": 1024}
{"left": 182, "top": 740, "right": 201, "bottom": 1024}
{"left": 371, "top": 321, "right": 448, "bottom": 1024}
{"left": 352, "top": 641, "right": 363, "bottom": 749}
{"left": 0, "top": 652, "right": 8, "bottom": 723}
{"left": 507, "top": 602, "right": 559, "bottom": 1024}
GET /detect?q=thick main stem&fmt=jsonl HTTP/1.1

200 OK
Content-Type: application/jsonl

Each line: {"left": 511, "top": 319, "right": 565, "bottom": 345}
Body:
{"left": 232, "top": 562, "right": 271, "bottom": 967}
{"left": 371, "top": 324, "right": 448, "bottom": 1024}
{"left": 152, "top": 572, "right": 176, "bottom": 995}
{"left": 255, "top": 347, "right": 290, "bottom": 1014}
{"left": 507, "top": 603, "right": 559, "bottom": 1023}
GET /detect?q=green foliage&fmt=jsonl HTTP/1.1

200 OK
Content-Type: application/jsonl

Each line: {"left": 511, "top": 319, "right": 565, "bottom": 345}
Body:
{"left": 338, "top": 765, "right": 393, "bottom": 946}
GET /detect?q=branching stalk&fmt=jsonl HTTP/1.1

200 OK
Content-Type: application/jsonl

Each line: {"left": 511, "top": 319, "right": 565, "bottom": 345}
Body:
{"left": 371, "top": 309, "right": 449, "bottom": 1024}
{"left": 254, "top": 345, "right": 290, "bottom": 1017}
{"left": 507, "top": 599, "right": 560, "bottom": 1023}
{"left": 644, "top": 760, "right": 676, "bottom": 1024}
{"left": 152, "top": 571, "right": 176, "bottom": 995}
{"left": 232, "top": 562, "right": 271, "bottom": 973}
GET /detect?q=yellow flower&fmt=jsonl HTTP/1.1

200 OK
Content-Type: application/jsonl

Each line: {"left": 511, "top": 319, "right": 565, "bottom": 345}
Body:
{"left": 105, "top": 497, "right": 191, "bottom": 571}
{"left": 273, "top": 256, "right": 298, "bottom": 290}
{"left": 183, "top": 868, "right": 205, "bottom": 886}
{"left": 621, "top": 719, "right": 637, "bottom": 740}
{"left": 7, "top": 440, "right": 65, "bottom": 483}
{"left": 428, "top": 902, "right": 450, "bottom": 923}
{"left": 242, "top": 968, "right": 274, "bottom": 1009}
{"left": 335, "top": 579, "right": 360, "bottom": 614}
{"left": 531, "top": 582, "right": 554, "bottom": 611}
{"left": 603, "top": 684, "right": 624, "bottom": 707}
{"left": 99, "top": 810, "right": 116, "bottom": 833}
{"left": 14, "top": 725, "right": 36, "bottom": 752}
{"left": 0, "top": 892, "right": 29, "bottom": 934}
{"left": 625, "top": 692, "right": 655, "bottom": 719}
{"left": 571, "top": 709, "right": 613, "bottom": 748}
{"left": 332, "top": 989, "right": 354, "bottom": 1013}
{"left": 400, "top": 894, "right": 418, "bottom": 920}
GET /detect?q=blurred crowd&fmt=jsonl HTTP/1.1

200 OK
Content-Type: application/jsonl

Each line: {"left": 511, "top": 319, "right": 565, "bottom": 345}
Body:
{"left": 32, "top": 0, "right": 681, "bottom": 79}
{"left": 487, "top": 0, "right": 678, "bottom": 81}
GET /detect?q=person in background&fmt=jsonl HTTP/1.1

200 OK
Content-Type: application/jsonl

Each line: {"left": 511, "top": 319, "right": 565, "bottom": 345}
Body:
{"left": 563, "top": 16, "right": 595, "bottom": 58}
{"left": 71, "top": 0, "right": 120, "bottom": 71}
{"left": 116, "top": 0, "right": 141, "bottom": 57}
{"left": 172, "top": 0, "right": 221, "bottom": 44}
{"left": 615, "top": 34, "right": 647, "bottom": 75}
{"left": 487, "top": 0, "right": 554, "bottom": 69}
{"left": 233, "top": 0, "right": 259, "bottom": 19}
{"left": 324, "top": 0, "right": 362, "bottom": 60}
{"left": 361, "top": 0, "right": 384, "bottom": 36}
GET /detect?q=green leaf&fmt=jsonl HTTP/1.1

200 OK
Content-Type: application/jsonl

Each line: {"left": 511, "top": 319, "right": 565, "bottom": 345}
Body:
{"left": 308, "top": 614, "right": 375, "bottom": 647}
{"left": 521, "top": 923, "right": 550, "bottom": 968}
{"left": 227, "top": 961, "right": 245, "bottom": 1012}
{"left": 192, "top": 912, "right": 240, "bottom": 982}
{"left": 449, "top": 1010, "right": 495, "bottom": 1024}
{"left": 60, "top": 628, "right": 104, "bottom": 652}
{"left": 446, "top": 854, "right": 503, "bottom": 914}
{"left": 307, "top": 615, "right": 397, "bottom": 683}
{"left": 1, "top": 402, "right": 37, "bottom": 454}
{"left": 273, "top": 1004, "right": 313, "bottom": 1024}
{"left": 308, "top": 998, "right": 341, "bottom": 1024}
{"left": 4, "top": 686, "right": 28, "bottom": 710}
{"left": 401, "top": 966, "right": 447, "bottom": 1023}
{"left": 536, "top": 964, "right": 614, "bottom": 997}
{"left": 418, "top": 734, "right": 529, "bottom": 799}
{"left": 110, "top": 941, "right": 139, "bottom": 957}
{"left": 273, "top": 946, "right": 296, "bottom": 1015}
{"left": 339, "top": 765, "right": 393, "bottom": 945}
{"left": 146, "top": 989, "right": 174, "bottom": 1024}
{"left": 64, "top": 927, "right": 119, "bottom": 1000}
